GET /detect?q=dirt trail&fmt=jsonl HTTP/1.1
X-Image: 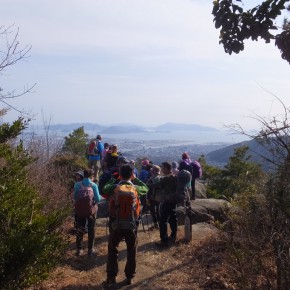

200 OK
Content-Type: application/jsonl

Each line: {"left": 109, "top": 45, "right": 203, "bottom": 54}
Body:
{"left": 34, "top": 217, "right": 219, "bottom": 290}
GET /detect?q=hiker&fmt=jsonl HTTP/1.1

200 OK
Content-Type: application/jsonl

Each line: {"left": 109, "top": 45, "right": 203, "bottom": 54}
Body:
{"left": 179, "top": 152, "right": 202, "bottom": 200}
{"left": 73, "top": 169, "right": 101, "bottom": 256}
{"left": 106, "top": 164, "right": 141, "bottom": 286}
{"left": 101, "top": 142, "right": 110, "bottom": 170}
{"left": 87, "top": 134, "right": 104, "bottom": 183}
{"left": 70, "top": 170, "right": 84, "bottom": 201}
{"left": 148, "top": 161, "right": 178, "bottom": 247}
{"left": 146, "top": 165, "right": 162, "bottom": 229}
{"left": 71, "top": 170, "right": 84, "bottom": 231}
{"left": 139, "top": 159, "right": 151, "bottom": 183}
{"left": 130, "top": 159, "right": 139, "bottom": 178}
{"left": 102, "top": 156, "right": 149, "bottom": 199}
{"left": 99, "top": 155, "right": 127, "bottom": 198}
{"left": 104, "top": 144, "right": 119, "bottom": 171}
{"left": 172, "top": 161, "right": 179, "bottom": 176}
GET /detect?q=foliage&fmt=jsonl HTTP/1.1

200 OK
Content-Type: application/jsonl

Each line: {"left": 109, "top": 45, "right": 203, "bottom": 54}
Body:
{"left": 0, "top": 118, "right": 69, "bottom": 289}
{"left": 219, "top": 102, "right": 290, "bottom": 289}
{"left": 51, "top": 153, "right": 88, "bottom": 191}
{"left": 61, "top": 126, "right": 89, "bottom": 157}
{"left": 220, "top": 191, "right": 276, "bottom": 289}
{"left": 206, "top": 146, "right": 265, "bottom": 199}
{"left": 212, "top": 0, "right": 290, "bottom": 64}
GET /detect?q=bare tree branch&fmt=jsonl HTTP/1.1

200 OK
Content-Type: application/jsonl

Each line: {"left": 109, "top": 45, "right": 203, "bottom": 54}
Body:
{"left": 0, "top": 24, "right": 36, "bottom": 117}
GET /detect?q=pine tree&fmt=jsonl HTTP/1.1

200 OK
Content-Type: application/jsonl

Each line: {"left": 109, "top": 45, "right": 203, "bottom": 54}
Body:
{"left": 0, "top": 116, "right": 69, "bottom": 289}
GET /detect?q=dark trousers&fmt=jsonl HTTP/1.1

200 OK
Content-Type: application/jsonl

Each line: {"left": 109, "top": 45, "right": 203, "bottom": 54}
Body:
{"left": 159, "top": 202, "right": 177, "bottom": 242}
{"left": 107, "top": 228, "right": 138, "bottom": 279}
{"left": 75, "top": 214, "right": 96, "bottom": 250}
{"left": 149, "top": 200, "right": 160, "bottom": 224}
{"left": 191, "top": 178, "right": 196, "bottom": 200}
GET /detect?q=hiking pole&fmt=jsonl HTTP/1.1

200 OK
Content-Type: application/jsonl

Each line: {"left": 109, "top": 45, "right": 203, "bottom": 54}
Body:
{"left": 140, "top": 210, "right": 146, "bottom": 233}
{"left": 145, "top": 211, "right": 151, "bottom": 238}
{"left": 106, "top": 215, "right": 109, "bottom": 237}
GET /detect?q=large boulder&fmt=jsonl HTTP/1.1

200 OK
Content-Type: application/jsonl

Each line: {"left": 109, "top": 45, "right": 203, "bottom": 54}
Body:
{"left": 195, "top": 180, "right": 207, "bottom": 199}
{"left": 176, "top": 198, "right": 230, "bottom": 225}
{"left": 192, "top": 198, "right": 230, "bottom": 222}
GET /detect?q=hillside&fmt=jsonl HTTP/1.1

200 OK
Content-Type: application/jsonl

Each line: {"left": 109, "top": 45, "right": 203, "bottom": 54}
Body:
{"left": 32, "top": 122, "right": 220, "bottom": 136}
{"left": 206, "top": 138, "right": 281, "bottom": 171}
{"left": 30, "top": 216, "right": 232, "bottom": 290}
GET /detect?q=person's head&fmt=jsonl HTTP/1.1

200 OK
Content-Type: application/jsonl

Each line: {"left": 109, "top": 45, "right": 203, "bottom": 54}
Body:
{"left": 145, "top": 164, "right": 152, "bottom": 171}
{"left": 96, "top": 134, "right": 102, "bottom": 140}
{"left": 112, "top": 144, "right": 118, "bottom": 153}
{"left": 119, "top": 164, "right": 133, "bottom": 181}
{"left": 151, "top": 165, "right": 161, "bottom": 176}
{"left": 182, "top": 152, "right": 190, "bottom": 160}
{"left": 75, "top": 170, "right": 84, "bottom": 181}
{"left": 142, "top": 159, "right": 150, "bottom": 166}
{"left": 130, "top": 160, "right": 135, "bottom": 166}
{"left": 161, "top": 161, "right": 172, "bottom": 175}
{"left": 172, "top": 161, "right": 178, "bottom": 169}
{"left": 116, "top": 156, "right": 129, "bottom": 167}
{"left": 104, "top": 142, "right": 109, "bottom": 149}
{"left": 84, "top": 169, "right": 94, "bottom": 179}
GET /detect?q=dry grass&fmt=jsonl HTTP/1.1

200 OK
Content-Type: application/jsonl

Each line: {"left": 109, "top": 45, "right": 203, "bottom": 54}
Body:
{"left": 28, "top": 219, "right": 238, "bottom": 290}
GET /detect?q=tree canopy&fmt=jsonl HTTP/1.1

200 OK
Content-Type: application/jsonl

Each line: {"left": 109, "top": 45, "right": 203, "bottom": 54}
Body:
{"left": 212, "top": 0, "right": 290, "bottom": 64}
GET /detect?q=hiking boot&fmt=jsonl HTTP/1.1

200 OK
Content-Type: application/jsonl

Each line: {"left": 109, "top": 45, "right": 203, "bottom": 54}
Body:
{"left": 154, "top": 223, "right": 159, "bottom": 229}
{"left": 76, "top": 249, "right": 83, "bottom": 256}
{"left": 155, "top": 240, "right": 169, "bottom": 247}
{"left": 106, "top": 277, "right": 116, "bottom": 285}
{"left": 169, "top": 236, "right": 176, "bottom": 243}
{"left": 87, "top": 248, "right": 96, "bottom": 257}
{"left": 125, "top": 278, "right": 133, "bottom": 285}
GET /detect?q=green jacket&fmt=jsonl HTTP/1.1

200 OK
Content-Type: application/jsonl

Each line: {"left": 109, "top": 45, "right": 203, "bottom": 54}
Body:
{"left": 103, "top": 177, "right": 148, "bottom": 198}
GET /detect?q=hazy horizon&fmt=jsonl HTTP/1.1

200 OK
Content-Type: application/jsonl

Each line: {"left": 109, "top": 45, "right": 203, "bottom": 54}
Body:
{"left": 2, "top": 0, "right": 289, "bottom": 131}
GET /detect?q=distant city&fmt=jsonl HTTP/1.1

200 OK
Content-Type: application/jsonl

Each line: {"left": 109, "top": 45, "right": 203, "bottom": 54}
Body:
{"left": 25, "top": 122, "right": 251, "bottom": 168}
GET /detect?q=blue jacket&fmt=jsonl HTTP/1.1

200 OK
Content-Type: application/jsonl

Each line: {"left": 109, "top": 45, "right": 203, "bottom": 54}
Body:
{"left": 88, "top": 140, "right": 104, "bottom": 161}
{"left": 74, "top": 178, "right": 101, "bottom": 202}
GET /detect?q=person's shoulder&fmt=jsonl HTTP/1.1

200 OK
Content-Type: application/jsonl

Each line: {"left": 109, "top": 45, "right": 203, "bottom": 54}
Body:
{"left": 74, "top": 181, "right": 81, "bottom": 187}
{"left": 90, "top": 181, "right": 98, "bottom": 188}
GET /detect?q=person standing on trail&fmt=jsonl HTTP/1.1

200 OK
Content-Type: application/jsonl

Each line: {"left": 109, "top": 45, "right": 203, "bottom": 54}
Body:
{"left": 102, "top": 156, "right": 148, "bottom": 199}
{"left": 87, "top": 134, "right": 104, "bottom": 183}
{"left": 105, "top": 164, "right": 141, "bottom": 287}
{"left": 172, "top": 161, "right": 179, "bottom": 176}
{"left": 146, "top": 165, "right": 162, "bottom": 229}
{"left": 74, "top": 169, "right": 101, "bottom": 257}
{"left": 179, "top": 152, "right": 202, "bottom": 200}
{"left": 148, "top": 162, "right": 178, "bottom": 247}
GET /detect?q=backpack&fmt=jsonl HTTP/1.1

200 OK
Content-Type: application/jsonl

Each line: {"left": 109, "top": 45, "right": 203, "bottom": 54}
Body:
{"left": 190, "top": 161, "right": 202, "bottom": 179}
{"left": 173, "top": 170, "right": 191, "bottom": 204}
{"left": 87, "top": 140, "right": 99, "bottom": 156}
{"left": 75, "top": 182, "right": 97, "bottom": 218}
{"left": 109, "top": 182, "right": 141, "bottom": 231}
{"left": 155, "top": 171, "right": 191, "bottom": 204}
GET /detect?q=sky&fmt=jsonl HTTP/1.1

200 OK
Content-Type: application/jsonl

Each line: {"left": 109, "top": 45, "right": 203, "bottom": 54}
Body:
{"left": 1, "top": 0, "right": 290, "bottom": 131}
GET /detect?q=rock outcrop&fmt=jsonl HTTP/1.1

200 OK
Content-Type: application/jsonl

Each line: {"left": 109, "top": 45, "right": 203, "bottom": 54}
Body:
{"left": 176, "top": 198, "right": 230, "bottom": 225}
